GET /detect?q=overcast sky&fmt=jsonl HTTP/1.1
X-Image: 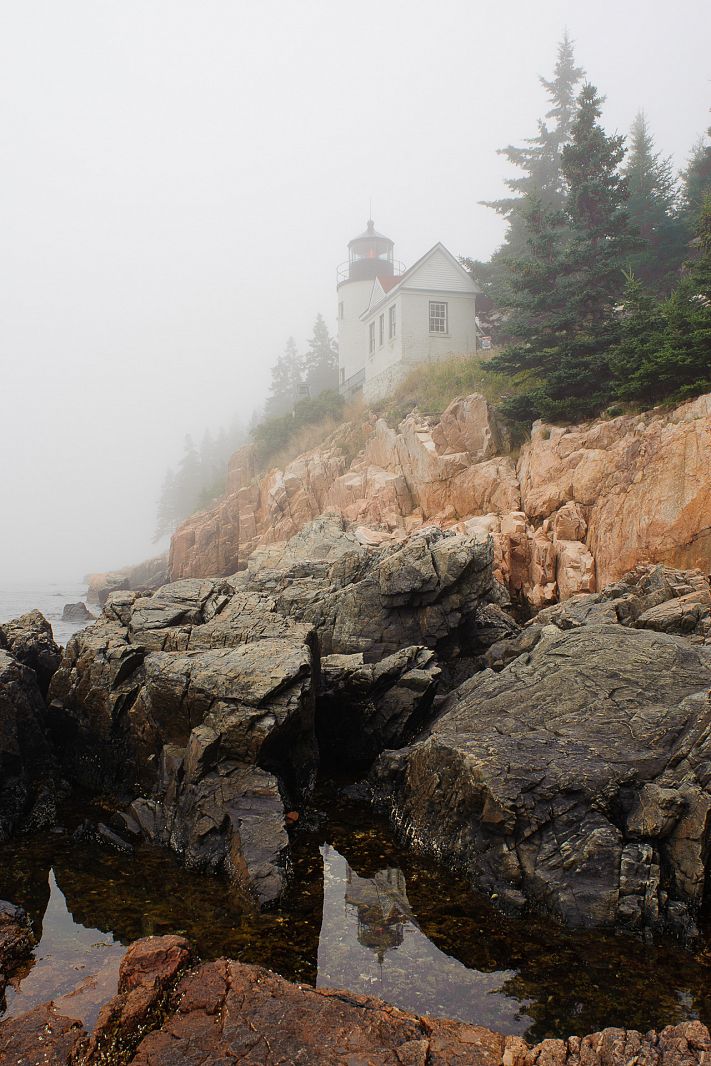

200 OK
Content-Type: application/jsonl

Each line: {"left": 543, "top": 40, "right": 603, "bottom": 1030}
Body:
{"left": 1, "top": 0, "right": 709, "bottom": 581}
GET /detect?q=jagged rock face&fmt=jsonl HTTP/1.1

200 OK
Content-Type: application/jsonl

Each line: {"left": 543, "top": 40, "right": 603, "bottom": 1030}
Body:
{"left": 48, "top": 518, "right": 513, "bottom": 902}
{"left": 2, "top": 935, "right": 709, "bottom": 1066}
{"left": 241, "top": 516, "right": 519, "bottom": 681}
{"left": 519, "top": 393, "right": 711, "bottom": 587}
{"left": 167, "top": 392, "right": 711, "bottom": 613}
{"left": 485, "top": 564, "right": 711, "bottom": 671}
{"left": 0, "top": 610, "right": 62, "bottom": 698}
{"left": 49, "top": 580, "right": 318, "bottom": 905}
{"left": 318, "top": 647, "right": 441, "bottom": 770}
{"left": 0, "top": 649, "right": 57, "bottom": 842}
{"left": 85, "top": 552, "right": 169, "bottom": 605}
{"left": 372, "top": 624, "right": 711, "bottom": 938}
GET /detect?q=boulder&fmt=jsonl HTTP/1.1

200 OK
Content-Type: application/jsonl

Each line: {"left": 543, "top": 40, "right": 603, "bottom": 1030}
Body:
{"left": 318, "top": 646, "right": 441, "bottom": 770}
{"left": 372, "top": 624, "right": 711, "bottom": 936}
{"left": 61, "top": 601, "right": 96, "bottom": 622}
{"left": 0, "top": 610, "right": 61, "bottom": 698}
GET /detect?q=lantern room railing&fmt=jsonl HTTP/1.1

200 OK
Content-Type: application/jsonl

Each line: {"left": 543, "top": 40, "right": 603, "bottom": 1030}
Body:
{"left": 337, "top": 259, "right": 406, "bottom": 285}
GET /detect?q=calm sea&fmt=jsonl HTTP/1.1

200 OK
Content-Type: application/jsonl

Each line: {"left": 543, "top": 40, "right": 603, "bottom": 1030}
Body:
{"left": 0, "top": 580, "right": 95, "bottom": 646}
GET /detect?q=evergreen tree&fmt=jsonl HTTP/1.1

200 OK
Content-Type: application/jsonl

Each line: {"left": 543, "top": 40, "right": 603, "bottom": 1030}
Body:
{"left": 265, "top": 337, "right": 303, "bottom": 418}
{"left": 680, "top": 126, "right": 711, "bottom": 229}
{"left": 483, "top": 32, "right": 585, "bottom": 261}
{"left": 153, "top": 468, "right": 178, "bottom": 541}
{"left": 623, "top": 112, "right": 685, "bottom": 292}
{"left": 610, "top": 195, "right": 711, "bottom": 403}
{"left": 302, "top": 314, "right": 338, "bottom": 397}
{"left": 492, "top": 84, "right": 640, "bottom": 421}
{"left": 173, "top": 434, "right": 203, "bottom": 518}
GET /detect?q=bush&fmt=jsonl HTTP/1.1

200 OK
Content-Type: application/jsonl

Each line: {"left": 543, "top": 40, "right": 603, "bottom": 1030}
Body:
{"left": 251, "top": 390, "right": 346, "bottom": 468}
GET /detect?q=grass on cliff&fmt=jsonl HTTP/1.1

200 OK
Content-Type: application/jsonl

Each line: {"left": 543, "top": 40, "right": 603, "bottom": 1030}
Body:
{"left": 250, "top": 353, "right": 539, "bottom": 472}
{"left": 372, "top": 351, "right": 542, "bottom": 426}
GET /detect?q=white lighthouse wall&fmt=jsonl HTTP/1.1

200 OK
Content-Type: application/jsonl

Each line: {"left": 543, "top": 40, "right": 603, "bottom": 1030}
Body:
{"left": 337, "top": 278, "right": 373, "bottom": 387}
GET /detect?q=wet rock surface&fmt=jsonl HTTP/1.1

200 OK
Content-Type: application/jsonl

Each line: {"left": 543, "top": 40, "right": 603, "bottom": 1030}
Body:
{"left": 373, "top": 623, "right": 711, "bottom": 936}
{"left": 0, "top": 647, "right": 58, "bottom": 842}
{"left": 0, "top": 933, "right": 709, "bottom": 1066}
{"left": 0, "top": 901, "right": 34, "bottom": 1011}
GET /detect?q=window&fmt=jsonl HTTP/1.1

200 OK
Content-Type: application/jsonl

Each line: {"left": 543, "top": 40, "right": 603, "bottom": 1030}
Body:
{"left": 429, "top": 301, "right": 448, "bottom": 333}
{"left": 379, "top": 313, "right": 385, "bottom": 347}
{"left": 340, "top": 366, "right": 345, "bottom": 384}
{"left": 369, "top": 321, "right": 375, "bottom": 354}
{"left": 338, "top": 301, "right": 344, "bottom": 320}
{"left": 388, "top": 304, "right": 396, "bottom": 339}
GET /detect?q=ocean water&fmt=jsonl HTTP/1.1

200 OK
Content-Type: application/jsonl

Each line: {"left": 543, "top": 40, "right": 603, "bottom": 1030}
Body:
{"left": 0, "top": 580, "right": 96, "bottom": 646}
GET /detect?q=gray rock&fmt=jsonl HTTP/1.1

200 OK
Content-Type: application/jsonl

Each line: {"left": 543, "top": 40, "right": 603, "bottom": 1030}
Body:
{"left": 371, "top": 624, "right": 711, "bottom": 937}
{"left": 318, "top": 647, "right": 441, "bottom": 770}
{"left": 0, "top": 650, "right": 56, "bottom": 841}
{"left": 61, "top": 602, "right": 96, "bottom": 623}
{"left": 0, "top": 610, "right": 62, "bottom": 698}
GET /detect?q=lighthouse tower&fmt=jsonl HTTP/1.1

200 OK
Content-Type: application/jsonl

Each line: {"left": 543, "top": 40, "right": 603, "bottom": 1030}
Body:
{"left": 337, "top": 220, "right": 397, "bottom": 397}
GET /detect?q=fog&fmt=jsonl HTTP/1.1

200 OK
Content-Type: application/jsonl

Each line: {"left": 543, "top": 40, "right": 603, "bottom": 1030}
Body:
{"left": 1, "top": 0, "right": 708, "bottom": 581}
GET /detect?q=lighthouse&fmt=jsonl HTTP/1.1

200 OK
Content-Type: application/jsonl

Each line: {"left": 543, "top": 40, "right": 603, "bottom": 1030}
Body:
{"left": 337, "top": 220, "right": 398, "bottom": 398}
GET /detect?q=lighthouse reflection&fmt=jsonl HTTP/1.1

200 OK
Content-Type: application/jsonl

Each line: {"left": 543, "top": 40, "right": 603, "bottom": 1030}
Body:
{"left": 316, "top": 844, "right": 530, "bottom": 1032}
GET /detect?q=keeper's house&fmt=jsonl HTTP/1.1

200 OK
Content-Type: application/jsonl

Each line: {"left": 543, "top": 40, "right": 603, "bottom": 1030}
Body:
{"left": 337, "top": 220, "right": 481, "bottom": 403}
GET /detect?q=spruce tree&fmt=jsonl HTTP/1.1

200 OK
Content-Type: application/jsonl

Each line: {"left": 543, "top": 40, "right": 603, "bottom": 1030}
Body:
{"left": 302, "top": 314, "right": 338, "bottom": 397}
{"left": 153, "top": 468, "right": 178, "bottom": 541}
{"left": 610, "top": 196, "right": 711, "bottom": 403}
{"left": 680, "top": 127, "right": 711, "bottom": 229}
{"left": 265, "top": 337, "right": 303, "bottom": 418}
{"left": 483, "top": 32, "right": 585, "bottom": 260}
{"left": 492, "top": 84, "right": 640, "bottom": 422}
{"left": 623, "top": 112, "right": 685, "bottom": 292}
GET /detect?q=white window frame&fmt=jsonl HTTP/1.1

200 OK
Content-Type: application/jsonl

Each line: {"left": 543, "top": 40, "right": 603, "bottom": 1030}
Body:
{"left": 379, "top": 313, "right": 385, "bottom": 347}
{"left": 429, "top": 300, "right": 448, "bottom": 334}
{"left": 388, "top": 304, "right": 396, "bottom": 339}
{"left": 369, "top": 321, "right": 375, "bottom": 354}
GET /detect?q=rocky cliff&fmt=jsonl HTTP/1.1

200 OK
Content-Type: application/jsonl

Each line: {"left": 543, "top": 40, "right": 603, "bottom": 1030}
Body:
{"left": 168, "top": 393, "right": 711, "bottom": 607}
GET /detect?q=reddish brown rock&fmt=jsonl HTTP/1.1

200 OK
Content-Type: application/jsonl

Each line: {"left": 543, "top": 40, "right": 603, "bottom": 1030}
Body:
{"left": 167, "top": 392, "right": 711, "bottom": 613}
{"left": 82, "top": 935, "right": 192, "bottom": 1063}
{"left": 518, "top": 394, "right": 711, "bottom": 587}
{"left": 0, "top": 901, "right": 34, "bottom": 1009}
{"left": 1, "top": 936, "right": 709, "bottom": 1066}
{"left": 0, "top": 1003, "right": 85, "bottom": 1065}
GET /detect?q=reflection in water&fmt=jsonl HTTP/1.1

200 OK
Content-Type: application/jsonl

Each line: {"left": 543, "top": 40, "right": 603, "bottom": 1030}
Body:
{"left": 4, "top": 870, "right": 125, "bottom": 1028}
{"left": 318, "top": 845, "right": 531, "bottom": 1032}
{"left": 0, "top": 795, "right": 708, "bottom": 1043}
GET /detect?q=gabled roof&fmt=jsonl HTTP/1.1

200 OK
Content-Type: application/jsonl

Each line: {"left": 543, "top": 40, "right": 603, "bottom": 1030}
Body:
{"left": 379, "top": 276, "right": 401, "bottom": 293}
{"left": 360, "top": 242, "right": 480, "bottom": 320}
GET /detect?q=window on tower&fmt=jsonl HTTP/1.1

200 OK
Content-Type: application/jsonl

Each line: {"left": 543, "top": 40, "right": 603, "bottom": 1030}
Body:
{"left": 338, "top": 301, "right": 344, "bottom": 319}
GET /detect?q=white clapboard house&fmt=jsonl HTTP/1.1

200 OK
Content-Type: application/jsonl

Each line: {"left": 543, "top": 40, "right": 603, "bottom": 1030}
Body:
{"left": 337, "top": 220, "right": 481, "bottom": 402}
